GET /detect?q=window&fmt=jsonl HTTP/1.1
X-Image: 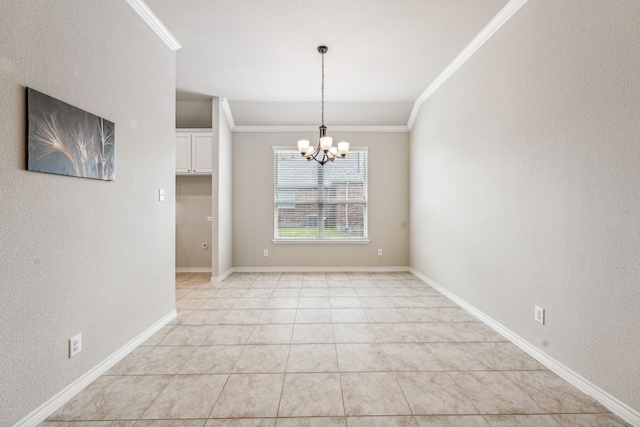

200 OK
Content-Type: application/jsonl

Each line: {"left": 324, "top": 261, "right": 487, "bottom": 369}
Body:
{"left": 274, "top": 148, "right": 368, "bottom": 242}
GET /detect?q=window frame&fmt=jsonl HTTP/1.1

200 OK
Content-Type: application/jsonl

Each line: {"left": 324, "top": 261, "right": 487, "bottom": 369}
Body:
{"left": 272, "top": 146, "right": 369, "bottom": 244}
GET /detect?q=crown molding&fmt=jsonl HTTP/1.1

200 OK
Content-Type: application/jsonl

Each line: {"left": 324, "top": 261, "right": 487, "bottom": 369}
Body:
{"left": 220, "top": 98, "right": 236, "bottom": 129}
{"left": 232, "top": 125, "right": 409, "bottom": 133}
{"left": 407, "top": 0, "right": 528, "bottom": 129}
{"left": 125, "top": 0, "right": 182, "bottom": 51}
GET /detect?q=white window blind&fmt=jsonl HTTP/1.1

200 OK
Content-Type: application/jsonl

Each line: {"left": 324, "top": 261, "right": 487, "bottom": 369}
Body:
{"left": 274, "top": 148, "right": 368, "bottom": 241}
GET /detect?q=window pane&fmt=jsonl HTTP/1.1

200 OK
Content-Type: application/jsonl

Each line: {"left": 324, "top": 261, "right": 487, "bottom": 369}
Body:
{"left": 323, "top": 151, "right": 367, "bottom": 203}
{"left": 323, "top": 203, "right": 366, "bottom": 238}
{"left": 276, "top": 203, "right": 319, "bottom": 238}
{"left": 274, "top": 148, "right": 367, "bottom": 240}
{"left": 276, "top": 189, "right": 295, "bottom": 209}
{"left": 275, "top": 152, "right": 317, "bottom": 203}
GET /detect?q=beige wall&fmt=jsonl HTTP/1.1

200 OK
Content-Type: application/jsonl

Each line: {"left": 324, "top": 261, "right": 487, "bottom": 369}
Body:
{"left": 410, "top": 0, "right": 640, "bottom": 414}
{"left": 175, "top": 96, "right": 214, "bottom": 271}
{"left": 176, "top": 176, "right": 213, "bottom": 269}
{"left": 174, "top": 97, "right": 232, "bottom": 277}
{"left": 176, "top": 99, "right": 212, "bottom": 128}
{"left": 233, "top": 132, "right": 409, "bottom": 268}
{"left": 0, "top": 1, "right": 176, "bottom": 425}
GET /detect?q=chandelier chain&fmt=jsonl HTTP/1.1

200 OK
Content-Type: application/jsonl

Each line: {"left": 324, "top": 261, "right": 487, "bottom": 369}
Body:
{"left": 296, "top": 45, "right": 349, "bottom": 166}
{"left": 321, "top": 50, "right": 325, "bottom": 127}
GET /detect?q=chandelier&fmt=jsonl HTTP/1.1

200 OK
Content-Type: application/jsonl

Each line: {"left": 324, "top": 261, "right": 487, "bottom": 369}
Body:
{"left": 297, "top": 46, "right": 349, "bottom": 165}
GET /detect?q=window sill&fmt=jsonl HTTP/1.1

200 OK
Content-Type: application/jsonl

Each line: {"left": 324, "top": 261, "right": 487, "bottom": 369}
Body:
{"left": 272, "top": 239, "right": 370, "bottom": 245}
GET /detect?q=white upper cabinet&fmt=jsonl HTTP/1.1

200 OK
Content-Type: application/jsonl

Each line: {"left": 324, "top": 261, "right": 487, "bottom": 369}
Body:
{"left": 191, "top": 134, "right": 212, "bottom": 173}
{"left": 176, "top": 130, "right": 212, "bottom": 174}
{"left": 175, "top": 133, "right": 192, "bottom": 173}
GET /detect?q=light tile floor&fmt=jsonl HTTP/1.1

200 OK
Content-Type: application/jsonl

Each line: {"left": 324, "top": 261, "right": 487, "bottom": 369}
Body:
{"left": 43, "top": 272, "right": 630, "bottom": 426}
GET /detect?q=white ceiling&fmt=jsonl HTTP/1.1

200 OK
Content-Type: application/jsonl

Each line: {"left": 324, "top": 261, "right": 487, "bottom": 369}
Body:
{"left": 145, "top": 0, "right": 509, "bottom": 127}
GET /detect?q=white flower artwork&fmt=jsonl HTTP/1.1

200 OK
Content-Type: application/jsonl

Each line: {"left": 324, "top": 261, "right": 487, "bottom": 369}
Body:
{"left": 27, "top": 88, "right": 115, "bottom": 181}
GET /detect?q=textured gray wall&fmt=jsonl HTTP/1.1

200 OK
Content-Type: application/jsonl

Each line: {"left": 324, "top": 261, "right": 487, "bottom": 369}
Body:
{"left": 0, "top": 1, "right": 176, "bottom": 424}
{"left": 410, "top": 0, "right": 640, "bottom": 414}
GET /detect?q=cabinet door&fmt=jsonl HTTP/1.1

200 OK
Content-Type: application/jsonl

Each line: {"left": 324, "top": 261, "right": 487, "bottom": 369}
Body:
{"left": 192, "top": 134, "right": 213, "bottom": 173}
{"left": 176, "top": 133, "right": 192, "bottom": 173}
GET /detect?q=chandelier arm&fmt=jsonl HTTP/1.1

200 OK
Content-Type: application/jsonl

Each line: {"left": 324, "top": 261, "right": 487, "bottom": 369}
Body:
{"left": 308, "top": 144, "right": 335, "bottom": 165}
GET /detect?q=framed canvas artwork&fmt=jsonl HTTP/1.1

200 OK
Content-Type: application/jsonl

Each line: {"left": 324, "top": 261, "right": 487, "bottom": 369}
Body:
{"left": 26, "top": 88, "right": 115, "bottom": 181}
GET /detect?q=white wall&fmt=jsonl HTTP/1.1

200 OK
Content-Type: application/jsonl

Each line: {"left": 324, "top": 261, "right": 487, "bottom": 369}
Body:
{"left": 211, "top": 102, "right": 221, "bottom": 277}
{"left": 410, "top": 0, "right": 640, "bottom": 415}
{"left": 217, "top": 100, "right": 234, "bottom": 277}
{"left": 176, "top": 176, "right": 213, "bottom": 269}
{"left": 0, "top": 2, "right": 176, "bottom": 425}
{"left": 233, "top": 132, "right": 409, "bottom": 269}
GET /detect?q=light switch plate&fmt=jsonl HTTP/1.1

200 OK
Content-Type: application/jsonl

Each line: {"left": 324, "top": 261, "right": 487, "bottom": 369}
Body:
{"left": 159, "top": 189, "right": 165, "bottom": 202}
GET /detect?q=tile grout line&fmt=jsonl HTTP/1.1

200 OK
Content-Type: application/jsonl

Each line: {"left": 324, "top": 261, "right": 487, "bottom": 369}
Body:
{"left": 381, "top": 338, "right": 416, "bottom": 420}
{"left": 273, "top": 285, "right": 298, "bottom": 419}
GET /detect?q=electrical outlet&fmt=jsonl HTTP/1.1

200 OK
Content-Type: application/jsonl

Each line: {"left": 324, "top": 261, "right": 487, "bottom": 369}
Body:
{"left": 534, "top": 306, "right": 545, "bottom": 325}
{"left": 377, "top": 249, "right": 383, "bottom": 256}
{"left": 263, "top": 249, "right": 269, "bottom": 257}
{"left": 69, "top": 333, "right": 82, "bottom": 357}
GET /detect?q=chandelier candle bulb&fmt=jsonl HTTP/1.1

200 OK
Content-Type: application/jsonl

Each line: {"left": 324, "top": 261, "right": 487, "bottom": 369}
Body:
{"left": 305, "top": 146, "right": 315, "bottom": 158}
{"left": 320, "top": 136, "right": 333, "bottom": 152}
{"left": 338, "top": 141, "right": 350, "bottom": 156}
{"left": 297, "top": 140, "right": 310, "bottom": 154}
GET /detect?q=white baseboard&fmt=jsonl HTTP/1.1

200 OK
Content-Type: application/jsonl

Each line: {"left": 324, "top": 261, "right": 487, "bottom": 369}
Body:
{"left": 212, "top": 267, "right": 234, "bottom": 285}
{"left": 175, "top": 267, "right": 212, "bottom": 273}
{"left": 182, "top": 266, "right": 410, "bottom": 278}
{"left": 409, "top": 268, "right": 640, "bottom": 427}
{"left": 14, "top": 310, "right": 177, "bottom": 427}
{"left": 231, "top": 266, "right": 410, "bottom": 273}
